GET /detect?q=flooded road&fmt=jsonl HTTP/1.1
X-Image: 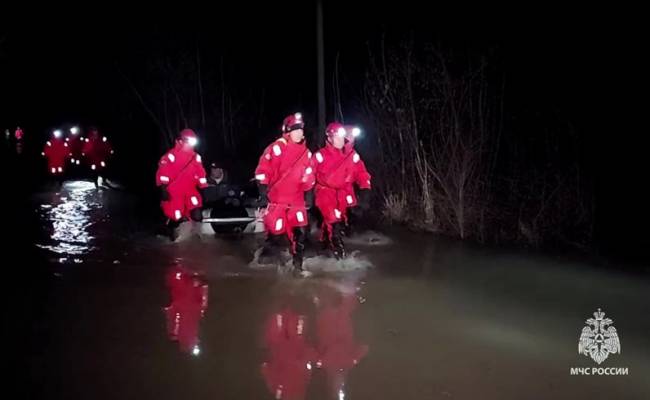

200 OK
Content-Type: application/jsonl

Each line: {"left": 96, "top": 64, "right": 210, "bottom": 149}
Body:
{"left": 22, "top": 181, "right": 650, "bottom": 399}
{"left": 36, "top": 180, "right": 103, "bottom": 256}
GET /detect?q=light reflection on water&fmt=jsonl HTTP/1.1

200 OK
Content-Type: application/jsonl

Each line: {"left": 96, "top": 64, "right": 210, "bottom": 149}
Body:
{"left": 37, "top": 181, "right": 104, "bottom": 257}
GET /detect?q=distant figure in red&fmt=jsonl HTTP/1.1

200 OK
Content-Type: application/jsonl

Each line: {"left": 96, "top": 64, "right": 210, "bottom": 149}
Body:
{"left": 14, "top": 126, "right": 25, "bottom": 155}
{"left": 42, "top": 129, "right": 69, "bottom": 184}
{"left": 155, "top": 128, "right": 208, "bottom": 241}
{"left": 315, "top": 284, "right": 368, "bottom": 399}
{"left": 261, "top": 303, "right": 317, "bottom": 400}
{"left": 164, "top": 265, "right": 209, "bottom": 356}
{"left": 14, "top": 126, "right": 24, "bottom": 141}
{"left": 82, "top": 127, "right": 113, "bottom": 186}
{"left": 66, "top": 126, "right": 84, "bottom": 167}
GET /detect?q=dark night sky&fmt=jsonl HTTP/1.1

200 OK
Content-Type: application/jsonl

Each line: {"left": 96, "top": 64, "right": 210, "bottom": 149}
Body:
{"left": 0, "top": 5, "right": 632, "bottom": 128}
{"left": 1, "top": 5, "right": 637, "bottom": 134}
{"left": 0, "top": 4, "right": 647, "bottom": 256}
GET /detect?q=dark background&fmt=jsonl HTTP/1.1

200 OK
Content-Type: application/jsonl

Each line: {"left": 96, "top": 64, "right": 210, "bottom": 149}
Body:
{"left": 0, "top": 3, "right": 646, "bottom": 261}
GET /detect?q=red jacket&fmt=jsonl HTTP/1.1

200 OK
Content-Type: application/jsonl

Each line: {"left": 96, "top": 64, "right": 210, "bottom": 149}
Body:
{"left": 82, "top": 134, "right": 113, "bottom": 169}
{"left": 156, "top": 143, "right": 208, "bottom": 195}
{"left": 66, "top": 135, "right": 84, "bottom": 161}
{"left": 156, "top": 142, "right": 208, "bottom": 220}
{"left": 43, "top": 137, "right": 69, "bottom": 173}
{"left": 156, "top": 143, "right": 207, "bottom": 190}
{"left": 314, "top": 143, "right": 371, "bottom": 208}
{"left": 255, "top": 137, "right": 315, "bottom": 206}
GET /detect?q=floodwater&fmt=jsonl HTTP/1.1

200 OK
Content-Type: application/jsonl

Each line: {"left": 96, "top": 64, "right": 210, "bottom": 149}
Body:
{"left": 17, "top": 181, "right": 650, "bottom": 399}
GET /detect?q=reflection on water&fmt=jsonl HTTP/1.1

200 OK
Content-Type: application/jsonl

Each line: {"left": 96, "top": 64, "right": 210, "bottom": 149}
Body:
{"left": 261, "top": 297, "right": 317, "bottom": 400}
{"left": 164, "top": 264, "right": 209, "bottom": 355}
{"left": 316, "top": 280, "right": 368, "bottom": 400}
{"left": 37, "top": 180, "right": 104, "bottom": 257}
{"left": 260, "top": 275, "right": 369, "bottom": 400}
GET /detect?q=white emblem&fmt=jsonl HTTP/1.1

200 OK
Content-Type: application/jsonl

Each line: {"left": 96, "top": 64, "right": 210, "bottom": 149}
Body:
{"left": 578, "top": 308, "right": 621, "bottom": 364}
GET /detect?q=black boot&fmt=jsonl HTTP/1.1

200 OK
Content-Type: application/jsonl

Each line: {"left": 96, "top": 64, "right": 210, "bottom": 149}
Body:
{"left": 190, "top": 208, "right": 203, "bottom": 222}
{"left": 258, "top": 234, "right": 283, "bottom": 265}
{"left": 344, "top": 208, "right": 357, "bottom": 237}
{"left": 331, "top": 222, "right": 346, "bottom": 260}
{"left": 292, "top": 227, "right": 311, "bottom": 277}
{"left": 167, "top": 219, "right": 181, "bottom": 242}
{"left": 318, "top": 227, "right": 332, "bottom": 256}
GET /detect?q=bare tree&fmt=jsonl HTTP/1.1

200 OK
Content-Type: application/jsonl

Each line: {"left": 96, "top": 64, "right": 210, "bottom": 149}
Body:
{"left": 362, "top": 39, "right": 503, "bottom": 240}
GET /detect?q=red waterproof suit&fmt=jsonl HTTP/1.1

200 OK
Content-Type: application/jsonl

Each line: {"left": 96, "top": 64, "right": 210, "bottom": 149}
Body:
{"left": 82, "top": 132, "right": 113, "bottom": 172}
{"left": 254, "top": 137, "right": 315, "bottom": 244}
{"left": 43, "top": 137, "right": 69, "bottom": 175}
{"left": 314, "top": 142, "right": 371, "bottom": 238}
{"left": 66, "top": 134, "right": 84, "bottom": 165}
{"left": 156, "top": 142, "right": 208, "bottom": 221}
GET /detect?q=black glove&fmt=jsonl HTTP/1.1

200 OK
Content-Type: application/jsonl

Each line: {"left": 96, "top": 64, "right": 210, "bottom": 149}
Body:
{"left": 357, "top": 189, "right": 371, "bottom": 211}
{"left": 160, "top": 184, "right": 171, "bottom": 201}
{"left": 304, "top": 190, "right": 314, "bottom": 209}
{"left": 257, "top": 183, "right": 269, "bottom": 208}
